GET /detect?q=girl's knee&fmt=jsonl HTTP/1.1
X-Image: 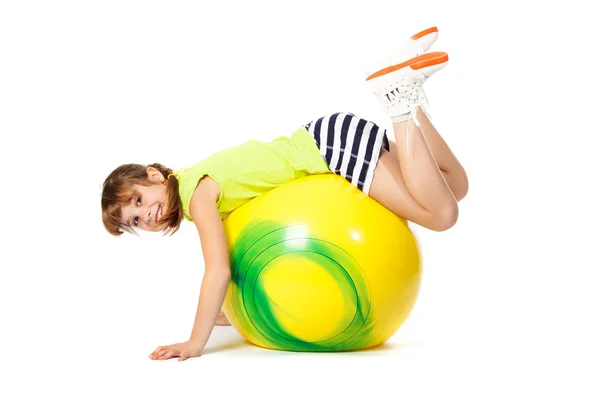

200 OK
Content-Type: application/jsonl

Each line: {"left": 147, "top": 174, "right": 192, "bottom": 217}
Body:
{"left": 430, "top": 203, "right": 458, "bottom": 232}
{"left": 454, "top": 173, "right": 469, "bottom": 202}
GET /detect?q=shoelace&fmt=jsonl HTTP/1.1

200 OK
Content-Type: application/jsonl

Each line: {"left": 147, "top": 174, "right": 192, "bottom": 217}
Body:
{"left": 403, "top": 80, "right": 430, "bottom": 156}
{"left": 379, "top": 76, "right": 432, "bottom": 156}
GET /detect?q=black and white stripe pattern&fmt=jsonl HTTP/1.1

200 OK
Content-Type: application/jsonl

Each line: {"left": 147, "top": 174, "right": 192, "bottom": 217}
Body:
{"left": 304, "top": 112, "right": 389, "bottom": 193}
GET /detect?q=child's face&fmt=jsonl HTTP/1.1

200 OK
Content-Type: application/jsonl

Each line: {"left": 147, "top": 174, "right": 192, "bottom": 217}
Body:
{"left": 120, "top": 182, "right": 168, "bottom": 232}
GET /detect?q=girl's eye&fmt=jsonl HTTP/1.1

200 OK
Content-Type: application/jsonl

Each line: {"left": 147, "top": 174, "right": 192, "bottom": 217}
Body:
{"left": 136, "top": 197, "right": 142, "bottom": 206}
{"left": 134, "top": 216, "right": 139, "bottom": 226}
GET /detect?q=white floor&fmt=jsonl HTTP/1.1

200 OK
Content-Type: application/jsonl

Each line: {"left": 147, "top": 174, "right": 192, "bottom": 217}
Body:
{"left": 2, "top": 1, "right": 599, "bottom": 397}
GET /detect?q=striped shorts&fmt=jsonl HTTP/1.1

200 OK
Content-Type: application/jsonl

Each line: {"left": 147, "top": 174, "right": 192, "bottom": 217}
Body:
{"left": 304, "top": 112, "right": 390, "bottom": 194}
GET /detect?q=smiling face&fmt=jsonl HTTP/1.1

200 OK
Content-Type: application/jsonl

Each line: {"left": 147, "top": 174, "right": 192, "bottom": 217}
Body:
{"left": 120, "top": 182, "right": 169, "bottom": 232}
{"left": 102, "top": 163, "right": 184, "bottom": 237}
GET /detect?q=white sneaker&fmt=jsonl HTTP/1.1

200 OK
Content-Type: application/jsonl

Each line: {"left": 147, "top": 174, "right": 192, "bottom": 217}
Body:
{"left": 365, "top": 27, "right": 439, "bottom": 78}
{"left": 366, "top": 51, "right": 448, "bottom": 123}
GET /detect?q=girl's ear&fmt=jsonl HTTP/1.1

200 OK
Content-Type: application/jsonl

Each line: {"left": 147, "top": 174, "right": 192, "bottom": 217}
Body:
{"left": 146, "top": 167, "right": 165, "bottom": 183}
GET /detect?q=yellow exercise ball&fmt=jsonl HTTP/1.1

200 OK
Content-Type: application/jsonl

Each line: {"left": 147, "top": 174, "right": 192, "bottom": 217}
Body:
{"left": 222, "top": 174, "right": 421, "bottom": 352}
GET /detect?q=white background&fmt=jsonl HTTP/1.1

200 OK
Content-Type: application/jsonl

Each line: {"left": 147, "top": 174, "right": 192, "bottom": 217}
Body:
{"left": 1, "top": 0, "right": 599, "bottom": 396}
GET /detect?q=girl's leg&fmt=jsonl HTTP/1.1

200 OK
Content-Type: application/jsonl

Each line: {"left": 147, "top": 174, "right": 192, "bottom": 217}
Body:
{"left": 369, "top": 109, "right": 459, "bottom": 231}
{"left": 366, "top": 50, "right": 465, "bottom": 230}
{"left": 387, "top": 107, "right": 469, "bottom": 202}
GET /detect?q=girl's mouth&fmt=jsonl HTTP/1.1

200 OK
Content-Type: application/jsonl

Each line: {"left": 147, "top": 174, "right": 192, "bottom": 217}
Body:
{"left": 155, "top": 205, "right": 162, "bottom": 223}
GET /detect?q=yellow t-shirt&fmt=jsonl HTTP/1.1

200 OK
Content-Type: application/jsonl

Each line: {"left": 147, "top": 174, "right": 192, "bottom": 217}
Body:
{"left": 177, "top": 127, "right": 331, "bottom": 221}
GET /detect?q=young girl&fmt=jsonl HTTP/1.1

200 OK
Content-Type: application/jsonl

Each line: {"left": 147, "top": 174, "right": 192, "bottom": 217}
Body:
{"left": 101, "top": 26, "right": 469, "bottom": 361}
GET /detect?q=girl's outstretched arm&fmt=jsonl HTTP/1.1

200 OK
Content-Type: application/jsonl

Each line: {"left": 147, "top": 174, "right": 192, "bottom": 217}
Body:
{"left": 149, "top": 176, "right": 230, "bottom": 361}
{"left": 150, "top": 177, "right": 231, "bottom": 361}
{"left": 188, "top": 176, "right": 231, "bottom": 351}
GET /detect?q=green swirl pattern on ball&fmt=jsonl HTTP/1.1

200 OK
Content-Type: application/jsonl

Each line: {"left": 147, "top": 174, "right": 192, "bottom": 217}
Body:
{"left": 228, "top": 220, "right": 377, "bottom": 351}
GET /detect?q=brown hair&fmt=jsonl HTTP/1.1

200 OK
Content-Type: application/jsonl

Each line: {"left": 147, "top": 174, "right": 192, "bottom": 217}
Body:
{"left": 101, "top": 163, "right": 183, "bottom": 236}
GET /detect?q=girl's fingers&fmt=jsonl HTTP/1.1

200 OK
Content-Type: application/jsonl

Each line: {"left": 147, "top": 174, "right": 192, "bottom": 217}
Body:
{"left": 150, "top": 347, "right": 167, "bottom": 359}
{"left": 151, "top": 346, "right": 164, "bottom": 356}
{"left": 158, "top": 350, "right": 174, "bottom": 359}
{"left": 149, "top": 345, "right": 186, "bottom": 360}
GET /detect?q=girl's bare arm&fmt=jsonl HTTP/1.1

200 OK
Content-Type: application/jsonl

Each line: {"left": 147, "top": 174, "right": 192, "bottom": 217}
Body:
{"left": 187, "top": 176, "right": 231, "bottom": 351}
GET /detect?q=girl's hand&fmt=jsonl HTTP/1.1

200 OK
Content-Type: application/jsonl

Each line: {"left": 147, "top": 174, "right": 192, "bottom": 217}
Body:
{"left": 149, "top": 340, "right": 203, "bottom": 361}
{"left": 215, "top": 311, "right": 231, "bottom": 326}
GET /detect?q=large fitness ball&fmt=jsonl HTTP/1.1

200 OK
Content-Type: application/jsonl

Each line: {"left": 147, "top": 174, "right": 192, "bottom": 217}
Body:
{"left": 222, "top": 174, "right": 421, "bottom": 352}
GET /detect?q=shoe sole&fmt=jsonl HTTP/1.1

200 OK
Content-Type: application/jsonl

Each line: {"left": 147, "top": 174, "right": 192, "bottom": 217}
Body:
{"left": 366, "top": 51, "right": 448, "bottom": 81}
{"left": 411, "top": 26, "right": 438, "bottom": 40}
